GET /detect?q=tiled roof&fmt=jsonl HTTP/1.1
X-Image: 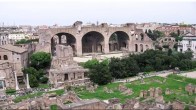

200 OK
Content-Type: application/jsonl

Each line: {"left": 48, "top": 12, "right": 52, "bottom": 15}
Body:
{"left": 0, "top": 44, "right": 27, "bottom": 53}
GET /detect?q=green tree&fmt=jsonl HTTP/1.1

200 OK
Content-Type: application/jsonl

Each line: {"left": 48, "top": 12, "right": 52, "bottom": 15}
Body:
{"left": 109, "top": 58, "right": 127, "bottom": 78}
{"left": 82, "top": 59, "right": 99, "bottom": 69}
{"left": 29, "top": 74, "right": 39, "bottom": 87}
{"left": 23, "top": 67, "right": 45, "bottom": 87}
{"left": 146, "top": 30, "right": 165, "bottom": 41}
{"left": 168, "top": 49, "right": 172, "bottom": 56}
{"left": 179, "top": 59, "right": 193, "bottom": 70}
{"left": 89, "top": 61, "right": 112, "bottom": 85}
{"left": 30, "top": 52, "right": 51, "bottom": 69}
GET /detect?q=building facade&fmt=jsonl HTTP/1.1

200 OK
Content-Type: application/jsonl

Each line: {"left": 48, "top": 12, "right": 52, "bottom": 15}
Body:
{"left": 0, "top": 32, "right": 9, "bottom": 45}
{"left": 8, "top": 32, "right": 27, "bottom": 44}
{"left": 0, "top": 44, "right": 28, "bottom": 76}
{"left": 156, "top": 25, "right": 196, "bottom": 36}
{"left": 178, "top": 33, "right": 196, "bottom": 58}
{"left": 0, "top": 61, "right": 17, "bottom": 90}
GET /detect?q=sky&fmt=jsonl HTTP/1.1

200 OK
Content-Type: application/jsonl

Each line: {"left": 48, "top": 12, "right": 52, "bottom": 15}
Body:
{"left": 0, "top": 0, "right": 196, "bottom": 26}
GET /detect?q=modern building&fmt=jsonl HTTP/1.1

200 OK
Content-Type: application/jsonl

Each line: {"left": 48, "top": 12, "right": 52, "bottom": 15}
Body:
{"left": 177, "top": 33, "right": 196, "bottom": 58}
{"left": 8, "top": 32, "right": 28, "bottom": 44}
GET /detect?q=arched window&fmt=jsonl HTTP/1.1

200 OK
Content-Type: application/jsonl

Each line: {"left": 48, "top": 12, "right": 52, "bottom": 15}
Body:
{"left": 135, "top": 44, "right": 138, "bottom": 52}
{"left": 3, "top": 55, "right": 8, "bottom": 60}
{"left": 140, "top": 33, "right": 144, "bottom": 41}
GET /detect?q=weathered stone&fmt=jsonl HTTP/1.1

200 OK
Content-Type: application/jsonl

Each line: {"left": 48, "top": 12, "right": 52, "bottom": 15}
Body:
{"left": 123, "top": 99, "right": 139, "bottom": 109}
{"left": 155, "top": 95, "right": 164, "bottom": 103}
{"left": 172, "top": 101, "right": 185, "bottom": 110}
{"left": 143, "top": 90, "right": 148, "bottom": 98}
{"left": 140, "top": 90, "right": 144, "bottom": 98}
{"left": 154, "top": 87, "right": 162, "bottom": 97}
{"left": 165, "top": 88, "right": 171, "bottom": 95}
{"left": 118, "top": 84, "right": 127, "bottom": 92}
{"left": 149, "top": 87, "right": 155, "bottom": 97}
{"left": 185, "top": 84, "right": 196, "bottom": 95}
{"left": 122, "top": 88, "right": 133, "bottom": 95}
{"left": 108, "top": 98, "right": 120, "bottom": 104}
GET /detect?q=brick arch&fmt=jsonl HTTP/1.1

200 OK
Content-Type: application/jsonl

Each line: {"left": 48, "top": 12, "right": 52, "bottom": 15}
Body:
{"left": 81, "top": 31, "right": 105, "bottom": 54}
{"left": 108, "top": 31, "right": 130, "bottom": 52}
{"left": 51, "top": 32, "right": 77, "bottom": 56}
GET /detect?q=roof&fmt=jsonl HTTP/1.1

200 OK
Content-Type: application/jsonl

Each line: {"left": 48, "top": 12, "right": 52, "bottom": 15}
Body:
{"left": 0, "top": 44, "right": 27, "bottom": 53}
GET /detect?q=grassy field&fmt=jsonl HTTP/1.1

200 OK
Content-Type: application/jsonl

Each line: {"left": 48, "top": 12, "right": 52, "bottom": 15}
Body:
{"left": 74, "top": 75, "right": 196, "bottom": 105}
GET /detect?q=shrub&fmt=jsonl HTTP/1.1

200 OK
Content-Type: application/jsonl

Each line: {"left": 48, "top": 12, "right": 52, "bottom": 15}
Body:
{"left": 39, "top": 77, "right": 48, "bottom": 83}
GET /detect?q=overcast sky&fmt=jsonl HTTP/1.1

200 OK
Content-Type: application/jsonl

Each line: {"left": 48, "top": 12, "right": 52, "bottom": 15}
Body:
{"left": 0, "top": 0, "right": 196, "bottom": 26}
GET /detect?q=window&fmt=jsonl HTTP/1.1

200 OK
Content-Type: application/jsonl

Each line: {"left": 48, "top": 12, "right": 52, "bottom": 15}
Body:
{"left": 188, "top": 41, "right": 191, "bottom": 45}
{"left": 0, "top": 81, "right": 4, "bottom": 89}
{"left": 17, "top": 58, "right": 19, "bottom": 60}
{"left": 135, "top": 44, "right": 138, "bottom": 52}
{"left": 140, "top": 33, "right": 144, "bottom": 41}
{"left": 0, "top": 56, "right": 1, "bottom": 60}
{"left": 3, "top": 55, "right": 8, "bottom": 60}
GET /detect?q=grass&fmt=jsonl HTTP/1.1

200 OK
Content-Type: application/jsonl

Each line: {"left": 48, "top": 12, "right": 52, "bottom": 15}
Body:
{"left": 5, "top": 88, "right": 16, "bottom": 95}
{"left": 50, "top": 104, "right": 58, "bottom": 110}
{"left": 13, "top": 89, "right": 64, "bottom": 103}
{"left": 75, "top": 75, "right": 196, "bottom": 105}
{"left": 167, "top": 74, "right": 196, "bottom": 84}
{"left": 38, "top": 84, "right": 50, "bottom": 89}
{"left": 14, "top": 92, "right": 44, "bottom": 103}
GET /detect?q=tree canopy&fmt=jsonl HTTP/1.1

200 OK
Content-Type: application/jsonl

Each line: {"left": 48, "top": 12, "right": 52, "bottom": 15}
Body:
{"left": 30, "top": 52, "right": 51, "bottom": 69}
{"left": 89, "top": 59, "right": 112, "bottom": 85}
{"left": 82, "top": 49, "right": 196, "bottom": 85}
{"left": 145, "top": 30, "right": 165, "bottom": 41}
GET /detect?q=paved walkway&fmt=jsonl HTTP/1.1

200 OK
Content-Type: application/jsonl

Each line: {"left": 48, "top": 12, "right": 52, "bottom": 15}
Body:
{"left": 179, "top": 71, "right": 196, "bottom": 78}
{"left": 73, "top": 53, "right": 124, "bottom": 62}
{"left": 114, "top": 70, "right": 196, "bottom": 83}
{"left": 114, "top": 70, "right": 173, "bottom": 83}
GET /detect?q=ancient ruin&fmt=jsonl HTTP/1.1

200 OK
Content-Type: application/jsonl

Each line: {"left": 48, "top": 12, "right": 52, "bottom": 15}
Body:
{"left": 37, "top": 21, "right": 154, "bottom": 56}
{"left": 49, "top": 44, "right": 90, "bottom": 88}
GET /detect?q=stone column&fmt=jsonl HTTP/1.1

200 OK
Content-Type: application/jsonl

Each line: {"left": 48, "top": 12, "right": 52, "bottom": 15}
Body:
{"left": 76, "top": 36, "right": 82, "bottom": 56}
{"left": 14, "top": 71, "right": 19, "bottom": 90}
{"left": 104, "top": 37, "right": 109, "bottom": 54}
{"left": 2, "top": 81, "right": 5, "bottom": 90}
{"left": 26, "top": 74, "right": 31, "bottom": 89}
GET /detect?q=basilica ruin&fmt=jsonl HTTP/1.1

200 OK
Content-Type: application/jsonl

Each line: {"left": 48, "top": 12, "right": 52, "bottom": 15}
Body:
{"left": 37, "top": 21, "right": 154, "bottom": 56}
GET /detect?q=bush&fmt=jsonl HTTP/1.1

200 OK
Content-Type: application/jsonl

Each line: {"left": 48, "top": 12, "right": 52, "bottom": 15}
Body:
{"left": 30, "top": 52, "right": 51, "bottom": 69}
{"left": 29, "top": 75, "right": 39, "bottom": 87}
{"left": 40, "top": 77, "right": 48, "bottom": 83}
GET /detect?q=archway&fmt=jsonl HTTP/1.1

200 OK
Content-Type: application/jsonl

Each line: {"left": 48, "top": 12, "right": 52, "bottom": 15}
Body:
{"left": 109, "top": 31, "right": 129, "bottom": 52}
{"left": 51, "top": 33, "right": 76, "bottom": 56}
{"left": 82, "top": 31, "right": 104, "bottom": 54}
